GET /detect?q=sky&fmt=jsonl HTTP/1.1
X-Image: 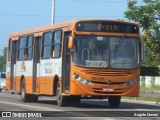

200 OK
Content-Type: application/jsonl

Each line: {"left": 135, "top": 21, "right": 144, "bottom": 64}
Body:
{"left": 0, "top": 0, "right": 144, "bottom": 55}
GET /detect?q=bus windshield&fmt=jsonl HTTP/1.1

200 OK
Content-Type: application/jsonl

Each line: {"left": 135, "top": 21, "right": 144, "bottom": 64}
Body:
{"left": 72, "top": 35, "right": 140, "bottom": 69}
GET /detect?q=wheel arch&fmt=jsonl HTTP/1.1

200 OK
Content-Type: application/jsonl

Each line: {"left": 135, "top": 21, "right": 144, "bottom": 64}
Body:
{"left": 20, "top": 75, "right": 25, "bottom": 93}
{"left": 53, "top": 74, "right": 59, "bottom": 95}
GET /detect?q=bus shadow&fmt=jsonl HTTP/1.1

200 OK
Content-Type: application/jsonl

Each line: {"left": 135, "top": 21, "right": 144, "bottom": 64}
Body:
{"left": 37, "top": 99, "right": 160, "bottom": 109}
{"left": 38, "top": 100, "right": 57, "bottom": 105}
{"left": 37, "top": 99, "right": 111, "bottom": 109}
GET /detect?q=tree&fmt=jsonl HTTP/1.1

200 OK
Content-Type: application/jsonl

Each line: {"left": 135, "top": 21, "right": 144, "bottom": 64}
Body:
{"left": 0, "top": 47, "right": 7, "bottom": 72}
{"left": 124, "top": 0, "right": 160, "bottom": 66}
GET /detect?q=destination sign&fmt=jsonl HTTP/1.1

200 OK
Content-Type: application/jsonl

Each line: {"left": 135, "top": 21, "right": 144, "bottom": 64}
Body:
{"left": 76, "top": 21, "right": 139, "bottom": 34}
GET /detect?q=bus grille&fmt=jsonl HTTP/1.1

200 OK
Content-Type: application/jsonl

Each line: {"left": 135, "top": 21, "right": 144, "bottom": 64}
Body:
{"left": 81, "top": 70, "right": 131, "bottom": 76}
{"left": 91, "top": 81, "right": 125, "bottom": 85}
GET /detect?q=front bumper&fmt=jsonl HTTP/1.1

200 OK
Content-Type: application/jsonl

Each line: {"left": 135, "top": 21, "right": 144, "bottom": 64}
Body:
{"left": 70, "top": 80, "right": 139, "bottom": 97}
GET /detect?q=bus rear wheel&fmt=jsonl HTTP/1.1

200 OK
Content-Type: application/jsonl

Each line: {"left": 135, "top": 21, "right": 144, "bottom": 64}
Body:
{"left": 56, "top": 81, "right": 67, "bottom": 107}
{"left": 108, "top": 96, "right": 121, "bottom": 108}
{"left": 30, "top": 95, "right": 38, "bottom": 102}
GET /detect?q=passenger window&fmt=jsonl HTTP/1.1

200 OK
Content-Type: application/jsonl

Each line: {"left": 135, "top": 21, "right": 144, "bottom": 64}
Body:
{"left": 52, "top": 30, "right": 62, "bottom": 58}
{"left": 18, "top": 36, "right": 27, "bottom": 60}
{"left": 26, "top": 35, "right": 33, "bottom": 60}
{"left": 42, "top": 32, "right": 52, "bottom": 59}
{"left": 18, "top": 35, "right": 33, "bottom": 61}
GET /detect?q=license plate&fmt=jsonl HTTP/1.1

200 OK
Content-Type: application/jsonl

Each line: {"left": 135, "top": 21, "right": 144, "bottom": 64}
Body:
{"left": 103, "top": 88, "right": 113, "bottom": 91}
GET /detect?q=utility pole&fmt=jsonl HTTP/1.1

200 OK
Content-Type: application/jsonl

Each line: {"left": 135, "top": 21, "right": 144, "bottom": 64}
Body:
{"left": 51, "top": 0, "right": 55, "bottom": 25}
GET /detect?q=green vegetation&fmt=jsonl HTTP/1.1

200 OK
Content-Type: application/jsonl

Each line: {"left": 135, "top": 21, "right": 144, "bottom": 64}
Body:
{"left": 140, "top": 86, "right": 160, "bottom": 91}
{"left": 123, "top": 96, "right": 160, "bottom": 103}
{"left": 124, "top": 0, "right": 160, "bottom": 96}
{"left": 0, "top": 47, "right": 7, "bottom": 72}
{"left": 124, "top": 0, "right": 160, "bottom": 67}
{"left": 137, "top": 96, "right": 160, "bottom": 103}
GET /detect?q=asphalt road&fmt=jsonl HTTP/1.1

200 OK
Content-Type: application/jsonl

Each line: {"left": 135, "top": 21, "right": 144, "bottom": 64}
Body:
{"left": 0, "top": 91, "right": 160, "bottom": 120}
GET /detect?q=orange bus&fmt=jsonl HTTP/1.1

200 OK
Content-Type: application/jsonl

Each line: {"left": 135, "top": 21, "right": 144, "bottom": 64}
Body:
{"left": 6, "top": 19, "right": 143, "bottom": 107}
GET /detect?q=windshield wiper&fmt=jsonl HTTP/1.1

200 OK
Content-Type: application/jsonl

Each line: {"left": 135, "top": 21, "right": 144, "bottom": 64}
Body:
{"left": 90, "top": 33, "right": 103, "bottom": 53}
{"left": 114, "top": 34, "right": 126, "bottom": 53}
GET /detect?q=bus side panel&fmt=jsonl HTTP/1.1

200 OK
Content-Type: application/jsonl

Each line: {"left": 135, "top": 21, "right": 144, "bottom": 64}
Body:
{"left": 16, "top": 61, "right": 33, "bottom": 94}
{"left": 6, "top": 77, "right": 10, "bottom": 91}
{"left": 39, "top": 77, "right": 47, "bottom": 94}
{"left": 40, "top": 59, "right": 62, "bottom": 95}
{"left": 36, "top": 77, "right": 40, "bottom": 94}
{"left": 15, "top": 76, "right": 21, "bottom": 93}
{"left": 47, "top": 77, "right": 54, "bottom": 95}
{"left": 25, "top": 76, "right": 33, "bottom": 94}
{"left": 39, "top": 76, "right": 53, "bottom": 95}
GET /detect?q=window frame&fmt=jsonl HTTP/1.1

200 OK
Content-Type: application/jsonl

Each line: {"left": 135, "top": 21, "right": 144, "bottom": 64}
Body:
{"left": 17, "top": 35, "right": 34, "bottom": 61}
{"left": 18, "top": 36, "right": 27, "bottom": 61}
{"left": 51, "top": 30, "right": 62, "bottom": 59}
{"left": 41, "top": 31, "right": 53, "bottom": 59}
{"left": 26, "top": 35, "right": 34, "bottom": 60}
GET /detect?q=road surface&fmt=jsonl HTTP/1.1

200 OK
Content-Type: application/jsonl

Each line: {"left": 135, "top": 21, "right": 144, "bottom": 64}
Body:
{"left": 0, "top": 91, "right": 159, "bottom": 120}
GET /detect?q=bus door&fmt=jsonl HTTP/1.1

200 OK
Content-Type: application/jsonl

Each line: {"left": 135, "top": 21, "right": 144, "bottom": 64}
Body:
{"left": 10, "top": 40, "right": 17, "bottom": 90}
{"left": 33, "top": 37, "right": 41, "bottom": 93}
{"left": 62, "top": 32, "right": 71, "bottom": 92}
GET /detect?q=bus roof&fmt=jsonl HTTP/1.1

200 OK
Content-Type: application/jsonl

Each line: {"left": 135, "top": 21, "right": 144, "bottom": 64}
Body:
{"left": 9, "top": 19, "right": 139, "bottom": 38}
{"left": 9, "top": 21, "right": 75, "bottom": 38}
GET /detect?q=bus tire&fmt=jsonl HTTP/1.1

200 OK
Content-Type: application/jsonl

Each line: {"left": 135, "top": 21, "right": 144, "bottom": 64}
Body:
{"left": 21, "top": 79, "right": 31, "bottom": 102}
{"left": 56, "top": 81, "right": 67, "bottom": 107}
{"left": 69, "top": 96, "right": 81, "bottom": 105}
{"left": 108, "top": 96, "right": 121, "bottom": 108}
{"left": 30, "top": 95, "right": 38, "bottom": 102}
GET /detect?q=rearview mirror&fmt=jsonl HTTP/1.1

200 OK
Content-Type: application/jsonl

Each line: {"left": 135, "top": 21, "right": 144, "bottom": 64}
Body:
{"left": 68, "top": 36, "right": 74, "bottom": 49}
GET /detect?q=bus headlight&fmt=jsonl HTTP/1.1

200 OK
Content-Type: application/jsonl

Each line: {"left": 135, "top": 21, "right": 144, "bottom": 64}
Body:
{"left": 123, "top": 77, "right": 140, "bottom": 87}
{"left": 73, "top": 74, "right": 94, "bottom": 86}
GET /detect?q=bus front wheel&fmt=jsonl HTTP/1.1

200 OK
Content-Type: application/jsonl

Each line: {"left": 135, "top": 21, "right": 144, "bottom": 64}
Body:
{"left": 69, "top": 96, "right": 81, "bottom": 105}
{"left": 56, "top": 81, "right": 67, "bottom": 107}
{"left": 108, "top": 96, "right": 121, "bottom": 108}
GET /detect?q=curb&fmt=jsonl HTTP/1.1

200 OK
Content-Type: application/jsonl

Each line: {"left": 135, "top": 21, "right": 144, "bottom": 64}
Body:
{"left": 122, "top": 99, "right": 160, "bottom": 105}
{"left": 141, "top": 91, "right": 160, "bottom": 94}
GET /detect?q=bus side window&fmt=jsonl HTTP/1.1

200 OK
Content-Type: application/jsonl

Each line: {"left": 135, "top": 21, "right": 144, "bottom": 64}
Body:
{"left": 26, "top": 35, "right": 33, "bottom": 60}
{"left": 18, "top": 36, "right": 27, "bottom": 61}
{"left": 42, "top": 32, "right": 52, "bottom": 59}
{"left": 52, "top": 30, "right": 62, "bottom": 58}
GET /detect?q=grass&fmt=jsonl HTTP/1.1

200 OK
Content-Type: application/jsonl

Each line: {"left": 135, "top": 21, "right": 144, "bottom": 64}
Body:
{"left": 123, "top": 96, "right": 160, "bottom": 103}
{"left": 140, "top": 86, "right": 160, "bottom": 91}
